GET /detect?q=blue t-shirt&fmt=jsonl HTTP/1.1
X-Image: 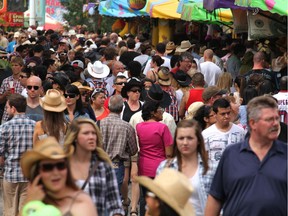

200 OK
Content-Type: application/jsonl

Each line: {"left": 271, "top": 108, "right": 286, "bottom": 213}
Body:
{"left": 209, "top": 139, "right": 287, "bottom": 216}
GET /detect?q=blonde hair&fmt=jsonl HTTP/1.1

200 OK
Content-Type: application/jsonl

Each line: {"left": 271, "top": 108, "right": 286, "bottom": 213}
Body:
{"left": 216, "top": 72, "right": 232, "bottom": 92}
{"left": 64, "top": 118, "right": 112, "bottom": 165}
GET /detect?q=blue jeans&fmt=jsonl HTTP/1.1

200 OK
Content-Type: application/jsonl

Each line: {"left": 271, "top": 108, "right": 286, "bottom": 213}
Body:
{"left": 112, "top": 161, "right": 125, "bottom": 193}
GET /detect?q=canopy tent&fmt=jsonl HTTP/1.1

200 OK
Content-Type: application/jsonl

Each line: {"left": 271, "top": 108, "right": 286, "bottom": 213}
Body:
{"left": 180, "top": 1, "right": 233, "bottom": 24}
{"left": 146, "top": 0, "right": 181, "bottom": 19}
{"left": 98, "top": 0, "right": 148, "bottom": 17}
{"left": 24, "top": 11, "right": 64, "bottom": 30}
{"left": 203, "top": 0, "right": 288, "bottom": 16}
{"left": 203, "top": 0, "right": 242, "bottom": 11}
{"left": 235, "top": 0, "right": 288, "bottom": 16}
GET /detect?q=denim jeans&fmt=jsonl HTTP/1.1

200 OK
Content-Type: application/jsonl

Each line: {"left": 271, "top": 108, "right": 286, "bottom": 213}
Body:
{"left": 112, "top": 161, "right": 125, "bottom": 193}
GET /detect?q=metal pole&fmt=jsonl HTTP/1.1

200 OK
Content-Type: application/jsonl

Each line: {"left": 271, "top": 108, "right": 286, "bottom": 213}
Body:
{"left": 29, "top": 0, "right": 36, "bottom": 26}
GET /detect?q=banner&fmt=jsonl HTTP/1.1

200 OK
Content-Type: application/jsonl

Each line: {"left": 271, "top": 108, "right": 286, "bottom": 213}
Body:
{"left": 46, "top": 0, "right": 66, "bottom": 23}
{"left": 0, "top": 12, "right": 24, "bottom": 27}
{"left": 247, "top": 10, "right": 287, "bottom": 40}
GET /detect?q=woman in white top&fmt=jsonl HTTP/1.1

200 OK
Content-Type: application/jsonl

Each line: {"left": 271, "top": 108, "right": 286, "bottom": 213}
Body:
{"left": 157, "top": 119, "right": 217, "bottom": 216}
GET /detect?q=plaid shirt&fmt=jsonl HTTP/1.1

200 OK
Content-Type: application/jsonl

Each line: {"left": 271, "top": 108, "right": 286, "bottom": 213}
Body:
{"left": 89, "top": 154, "right": 124, "bottom": 216}
{"left": 100, "top": 113, "right": 138, "bottom": 161}
{"left": 0, "top": 114, "right": 35, "bottom": 182}
{"left": 157, "top": 155, "right": 217, "bottom": 209}
{"left": 86, "top": 78, "right": 109, "bottom": 97}
{"left": 163, "top": 86, "right": 179, "bottom": 122}
{"left": 0, "top": 76, "right": 24, "bottom": 122}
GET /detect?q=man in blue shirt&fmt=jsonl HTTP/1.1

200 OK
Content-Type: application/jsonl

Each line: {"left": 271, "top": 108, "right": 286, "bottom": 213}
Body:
{"left": 205, "top": 95, "right": 287, "bottom": 216}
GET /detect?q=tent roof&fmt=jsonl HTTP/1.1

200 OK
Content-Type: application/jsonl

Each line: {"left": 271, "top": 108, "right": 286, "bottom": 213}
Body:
{"left": 146, "top": 0, "right": 181, "bottom": 19}
{"left": 98, "top": 0, "right": 148, "bottom": 17}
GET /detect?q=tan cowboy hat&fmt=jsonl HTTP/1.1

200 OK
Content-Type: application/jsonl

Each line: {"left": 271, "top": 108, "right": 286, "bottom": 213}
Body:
{"left": 136, "top": 168, "right": 195, "bottom": 216}
{"left": 39, "top": 89, "right": 67, "bottom": 112}
{"left": 165, "top": 41, "right": 176, "bottom": 54}
{"left": 71, "top": 81, "right": 92, "bottom": 91}
{"left": 20, "top": 136, "right": 74, "bottom": 180}
{"left": 87, "top": 61, "right": 110, "bottom": 79}
{"left": 176, "top": 40, "right": 195, "bottom": 53}
{"left": 158, "top": 66, "right": 171, "bottom": 86}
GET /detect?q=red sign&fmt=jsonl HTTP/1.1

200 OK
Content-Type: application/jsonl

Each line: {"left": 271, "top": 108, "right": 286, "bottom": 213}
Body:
{"left": 0, "top": 0, "right": 7, "bottom": 13}
{"left": 0, "top": 12, "right": 24, "bottom": 27}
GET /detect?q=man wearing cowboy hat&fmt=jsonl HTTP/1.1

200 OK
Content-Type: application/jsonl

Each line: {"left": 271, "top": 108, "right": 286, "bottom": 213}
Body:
{"left": 85, "top": 60, "right": 110, "bottom": 96}
{"left": 0, "top": 94, "right": 35, "bottom": 216}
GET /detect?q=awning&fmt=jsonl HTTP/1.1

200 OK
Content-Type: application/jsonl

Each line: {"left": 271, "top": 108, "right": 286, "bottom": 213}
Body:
{"left": 146, "top": 0, "right": 181, "bottom": 19}
{"left": 98, "top": 0, "right": 148, "bottom": 18}
{"left": 203, "top": 0, "right": 243, "bottom": 11}
{"left": 235, "top": 0, "right": 288, "bottom": 16}
{"left": 181, "top": 2, "right": 233, "bottom": 24}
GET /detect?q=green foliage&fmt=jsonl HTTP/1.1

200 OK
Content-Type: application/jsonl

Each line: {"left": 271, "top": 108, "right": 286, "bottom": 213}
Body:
{"left": 100, "top": 16, "right": 117, "bottom": 33}
{"left": 60, "top": 0, "right": 90, "bottom": 27}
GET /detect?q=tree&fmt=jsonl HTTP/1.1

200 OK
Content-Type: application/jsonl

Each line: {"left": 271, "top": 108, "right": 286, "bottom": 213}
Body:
{"left": 60, "top": 0, "right": 90, "bottom": 27}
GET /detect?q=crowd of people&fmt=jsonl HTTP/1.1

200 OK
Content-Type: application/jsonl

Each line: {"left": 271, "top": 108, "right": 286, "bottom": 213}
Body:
{"left": 0, "top": 27, "right": 286, "bottom": 216}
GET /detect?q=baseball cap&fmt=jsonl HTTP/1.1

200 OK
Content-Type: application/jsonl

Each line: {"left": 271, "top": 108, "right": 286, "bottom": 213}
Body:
{"left": 202, "top": 86, "right": 227, "bottom": 101}
{"left": 71, "top": 60, "right": 84, "bottom": 69}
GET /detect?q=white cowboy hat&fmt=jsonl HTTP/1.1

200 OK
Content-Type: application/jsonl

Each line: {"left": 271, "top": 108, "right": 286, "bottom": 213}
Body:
{"left": 87, "top": 61, "right": 110, "bottom": 79}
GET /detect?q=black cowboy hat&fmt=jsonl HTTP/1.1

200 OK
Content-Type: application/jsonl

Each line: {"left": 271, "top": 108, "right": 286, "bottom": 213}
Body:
{"left": 173, "top": 70, "right": 192, "bottom": 87}
{"left": 143, "top": 83, "right": 172, "bottom": 108}
{"left": 121, "top": 78, "right": 142, "bottom": 99}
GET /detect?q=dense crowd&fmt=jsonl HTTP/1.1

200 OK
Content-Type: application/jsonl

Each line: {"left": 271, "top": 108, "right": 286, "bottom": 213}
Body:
{"left": 0, "top": 27, "right": 286, "bottom": 216}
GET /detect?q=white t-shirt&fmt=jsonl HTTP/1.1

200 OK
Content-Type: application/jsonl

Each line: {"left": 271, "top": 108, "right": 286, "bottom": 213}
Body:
{"left": 142, "top": 56, "right": 171, "bottom": 76}
{"left": 200, "top": 61, "right": 222, "bottom": 86}
{"left": 189, "top": 167, "right": 204, "bottom": 216}
{"left": 202, "top": 124, "right": 245, "bottom": 164}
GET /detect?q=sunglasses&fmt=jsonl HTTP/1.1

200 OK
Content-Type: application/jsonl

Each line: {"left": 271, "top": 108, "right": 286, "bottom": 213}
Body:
{"left": 115, "top": 82, "right": 126, "bottom": 86}
{"left": 64, "top": 93, "right": 77, "bottom": 98}
{"left": 27, "top": 85, "right": 39, "bottom": 90}
{"left": 130, "top": 89, "right": 141, "bottom": 93}
{"left": 40, "top": 161, "right": 67, "bottom": 172}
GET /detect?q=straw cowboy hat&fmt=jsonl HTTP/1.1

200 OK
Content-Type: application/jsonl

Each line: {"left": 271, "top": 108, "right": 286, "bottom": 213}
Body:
{"left": 158, "top": 67, "right": 171, "bottom": 86}
{"left": 165, "top": 41, "right": 176, "bottom": 54}
{"left": 186, "top": 101, "right": 204, "bottom": 119}
{"left": 87, "top": 61, "right": 110, "bottom": 79}
{"left": 39, "top": 89, "right": 67, "bottom": 112}
{"left": 176, "top": 40, "right": 195, "bottom": 53}
{"left": 20, "top": 136, "right": 74, "bottom": 180}
{"left": 136, "top": 168, "right": 195, "bottom": 216}
{"left": 71, "top": 81, "right": 92, "bottom": 91}
{"left": 143, "top": 83, "right": 172, "bottom": 108}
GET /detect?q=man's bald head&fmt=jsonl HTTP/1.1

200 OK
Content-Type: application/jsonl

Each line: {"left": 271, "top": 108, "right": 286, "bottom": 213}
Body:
{"left": 27, "top": 75, "right": 42, "bottom": 86}
{"left": 204, "top": 49, "right": 214, "bottom": 61}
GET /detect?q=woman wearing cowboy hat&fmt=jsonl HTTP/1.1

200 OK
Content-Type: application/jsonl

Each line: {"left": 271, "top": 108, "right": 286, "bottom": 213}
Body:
{"left": 20, "top": 136, "right": 98, "bottom": 216}
{"left": 33, "top": 89, "right": 68, "bottom": 146}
